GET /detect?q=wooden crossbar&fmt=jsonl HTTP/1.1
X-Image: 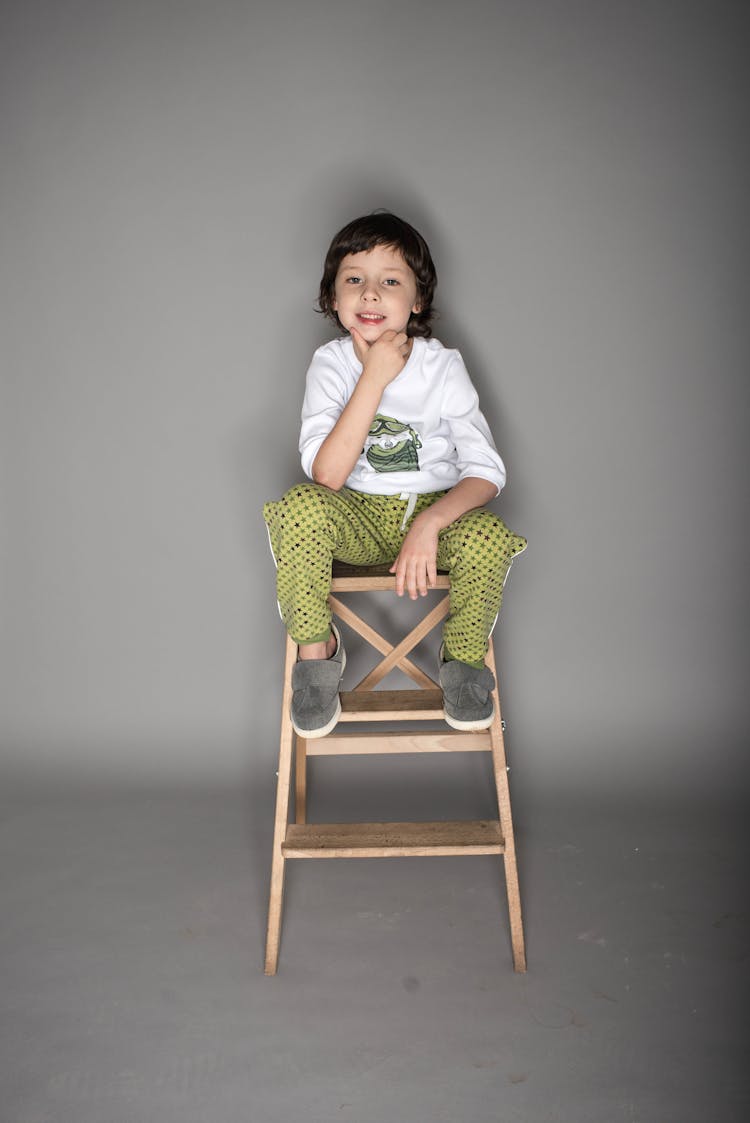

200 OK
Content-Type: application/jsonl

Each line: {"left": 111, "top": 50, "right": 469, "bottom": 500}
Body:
{"left": 305, "top": 730, "right": 491, "bottom": 755}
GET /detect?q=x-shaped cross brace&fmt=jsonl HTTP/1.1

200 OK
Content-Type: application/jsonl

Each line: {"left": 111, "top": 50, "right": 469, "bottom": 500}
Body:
{"left": 327, "top": 591, "right": 450, "bottom": 692}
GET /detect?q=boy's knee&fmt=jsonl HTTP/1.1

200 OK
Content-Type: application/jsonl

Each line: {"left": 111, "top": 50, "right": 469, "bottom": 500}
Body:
{"left": 461, "top": 510, "right": 522, "bottom": 567}
{"left": 265, "top": 483, "right": 334, "bottom": 535}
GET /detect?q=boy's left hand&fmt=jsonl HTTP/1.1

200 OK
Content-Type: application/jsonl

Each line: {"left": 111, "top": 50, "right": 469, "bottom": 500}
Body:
{"left": 390, "top": 513, "right": 440, "bottom": 599}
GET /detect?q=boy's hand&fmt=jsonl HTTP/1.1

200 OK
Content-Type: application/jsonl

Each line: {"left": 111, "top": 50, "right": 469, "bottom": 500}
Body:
{"left": 350, "top": 326, "right": 411, "bottom": 385}
{"left": 390, "top": 512, "right": 440, "bottom": 599}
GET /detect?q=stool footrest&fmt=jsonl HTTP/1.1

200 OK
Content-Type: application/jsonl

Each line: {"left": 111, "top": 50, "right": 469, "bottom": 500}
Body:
{"left": 282, "top": 819, "right": 504, "bottom": 858}
{"left": 339, "top": 689, "right": 444, "bottom": 720}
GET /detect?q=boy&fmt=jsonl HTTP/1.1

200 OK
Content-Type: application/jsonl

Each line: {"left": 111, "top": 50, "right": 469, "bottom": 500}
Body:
{"left": 264, "top": 213, "right": 526, "bottom": 738}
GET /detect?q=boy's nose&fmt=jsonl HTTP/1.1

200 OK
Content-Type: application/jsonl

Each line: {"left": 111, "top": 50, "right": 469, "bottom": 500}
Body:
{"left": 362, "top": 284, "right": 379, "bottom": 301}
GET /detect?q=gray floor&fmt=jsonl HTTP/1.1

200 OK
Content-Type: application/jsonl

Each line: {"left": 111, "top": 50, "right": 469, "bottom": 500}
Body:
{"left": 1, "top": 768, "right": 747, "bottom": 1123}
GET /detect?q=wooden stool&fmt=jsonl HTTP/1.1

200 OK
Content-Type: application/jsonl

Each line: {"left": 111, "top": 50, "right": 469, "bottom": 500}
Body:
{"left": 264, "top": 562, "right": 526, "bottom": 974}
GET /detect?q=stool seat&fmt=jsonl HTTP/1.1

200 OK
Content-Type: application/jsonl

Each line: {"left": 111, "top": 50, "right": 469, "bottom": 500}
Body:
{"left": 264, "top": 561, "right": 526, "bottom": 974}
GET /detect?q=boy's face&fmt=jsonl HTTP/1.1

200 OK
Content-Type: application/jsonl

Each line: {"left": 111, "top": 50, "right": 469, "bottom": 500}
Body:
{"left": 332, "top": 244, "right": 421, "bottom": 342}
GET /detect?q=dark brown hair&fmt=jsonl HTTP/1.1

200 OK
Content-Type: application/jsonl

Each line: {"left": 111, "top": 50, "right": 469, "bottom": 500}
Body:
{"left": 317, "top": 212, "right": 437, "bottom": 338}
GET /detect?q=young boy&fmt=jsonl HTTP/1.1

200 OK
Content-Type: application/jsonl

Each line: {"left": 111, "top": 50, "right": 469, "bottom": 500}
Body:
{"left": 264, "top": 213, "right": 526, "bottom": 738}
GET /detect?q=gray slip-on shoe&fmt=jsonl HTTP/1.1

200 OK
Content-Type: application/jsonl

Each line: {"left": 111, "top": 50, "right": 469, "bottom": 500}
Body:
{"left": 290, "top": 624, "right": 346, "bottom": 739}
{"left": 438, "top": 646, "right": 495, "bottom": 731}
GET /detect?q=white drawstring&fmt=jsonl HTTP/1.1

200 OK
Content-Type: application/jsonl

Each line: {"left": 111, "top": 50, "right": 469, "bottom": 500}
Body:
{"left": 399, "top": 492, "right": 418, "bottom": 532}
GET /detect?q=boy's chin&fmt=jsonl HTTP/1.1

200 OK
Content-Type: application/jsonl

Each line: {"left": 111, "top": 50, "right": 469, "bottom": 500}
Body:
{"left": 348, "top": 321, "right": 405, "bottom": 341}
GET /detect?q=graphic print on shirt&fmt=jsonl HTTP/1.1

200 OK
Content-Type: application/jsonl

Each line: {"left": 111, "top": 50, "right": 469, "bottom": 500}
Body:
{"left": 364, "top": 414, "right": 422, "bottom": 473}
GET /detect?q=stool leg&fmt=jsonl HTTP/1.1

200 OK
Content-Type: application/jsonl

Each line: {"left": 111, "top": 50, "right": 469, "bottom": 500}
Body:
{"left": 295, "top": 737, "right": 308, "bottom": 824}
{"left": 486, "top": 641, "right": 527, "bottom": 973}
{"left": 264, "top": 633, "right": 297, "bottom": 976}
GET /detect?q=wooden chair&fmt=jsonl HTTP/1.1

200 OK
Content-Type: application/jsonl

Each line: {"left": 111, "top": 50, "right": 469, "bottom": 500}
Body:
{"left": 264, "top": 562, "right": 526, "bottom": 974}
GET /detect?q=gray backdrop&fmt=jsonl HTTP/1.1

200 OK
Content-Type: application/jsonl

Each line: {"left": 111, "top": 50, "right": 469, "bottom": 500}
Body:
{"left": 1, "top": 0, "right": 747, "bottom": 798}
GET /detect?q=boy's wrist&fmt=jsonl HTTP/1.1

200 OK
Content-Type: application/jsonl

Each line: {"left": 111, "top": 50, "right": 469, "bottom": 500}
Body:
{"left": 359, "top": 360, "right": 394, "bottom": 390}
{"left": 414, "top": 507, "right": 444, "bottom": 533}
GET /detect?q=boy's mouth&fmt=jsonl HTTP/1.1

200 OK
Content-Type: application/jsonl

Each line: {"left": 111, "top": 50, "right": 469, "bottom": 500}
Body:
{"left": 357, "top": 313, "right": 386, "bottom": 324}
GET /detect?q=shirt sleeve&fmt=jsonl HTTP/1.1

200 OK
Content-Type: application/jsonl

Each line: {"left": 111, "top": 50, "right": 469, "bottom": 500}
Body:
{"left": 441, "top": 352, "right": 507, "bottom": 496}
{"left": 298, "top": 346, "right": 349, "bottom": 480}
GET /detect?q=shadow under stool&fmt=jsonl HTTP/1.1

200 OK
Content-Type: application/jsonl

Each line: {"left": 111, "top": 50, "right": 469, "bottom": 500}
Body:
{"left": 264, "top": 561, "right": 526, "bottom": 975}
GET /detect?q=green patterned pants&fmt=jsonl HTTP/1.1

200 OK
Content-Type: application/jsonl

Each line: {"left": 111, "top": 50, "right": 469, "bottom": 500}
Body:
{"left": 263, "top": 484, "right": 526, "bottom": 666}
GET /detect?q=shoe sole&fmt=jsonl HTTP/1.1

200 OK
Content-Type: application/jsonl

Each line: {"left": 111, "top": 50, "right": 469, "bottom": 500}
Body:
{"left": 443, "top": 707, "right": 494, "bottom": 732}
{"left": 292, "top": 696, "right": 342, "bottom": 739}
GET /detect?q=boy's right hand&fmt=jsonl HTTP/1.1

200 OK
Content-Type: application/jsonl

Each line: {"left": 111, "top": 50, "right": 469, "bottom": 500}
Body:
{"left": 350, "top": 326, "right": 411, "bottom": 385}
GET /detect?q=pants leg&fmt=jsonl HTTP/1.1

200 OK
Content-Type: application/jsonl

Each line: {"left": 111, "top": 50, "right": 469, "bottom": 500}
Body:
{"left": 436, "top": 509, "right": 527, "bottom": 666}
{"left": 263, "top": 484, "right": 405, "bottom": 645}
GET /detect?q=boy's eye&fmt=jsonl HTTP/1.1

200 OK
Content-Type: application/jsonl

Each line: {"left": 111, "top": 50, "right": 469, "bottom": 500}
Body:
{"left": 345, "top": 276, "right": 362, "bottom": 284}
{"left": 383, "top": 278, "right": 399, "bottom": 286}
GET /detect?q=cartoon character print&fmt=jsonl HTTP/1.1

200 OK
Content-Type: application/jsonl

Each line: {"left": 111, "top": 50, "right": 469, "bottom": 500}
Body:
{"left": 364, "top": 414, "right": 422, "bottom": 473}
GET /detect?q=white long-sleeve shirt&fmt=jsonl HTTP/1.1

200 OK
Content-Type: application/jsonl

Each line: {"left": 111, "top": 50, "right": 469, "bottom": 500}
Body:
{"left": 299, "top": 336, "right": 507, "bottom": 496}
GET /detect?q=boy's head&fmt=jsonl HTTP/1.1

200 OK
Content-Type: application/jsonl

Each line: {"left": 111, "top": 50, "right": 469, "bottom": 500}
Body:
{"left": 318, "top": 212, "right": 437, "bottom": 338}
